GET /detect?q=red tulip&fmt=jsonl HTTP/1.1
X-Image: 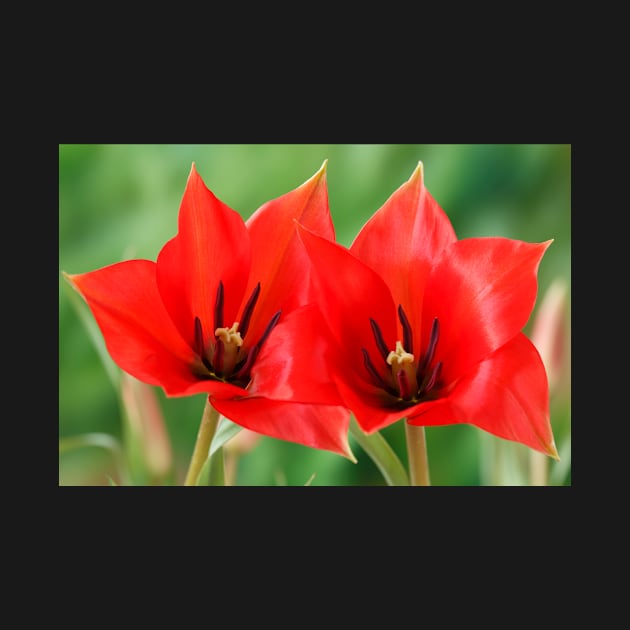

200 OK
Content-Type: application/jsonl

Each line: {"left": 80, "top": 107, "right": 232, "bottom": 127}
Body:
{"left": 298, "top": 163, "right": 558, "bottom": 458}
{"left": 65, "top": 163, "right": 352, "bottom": 457}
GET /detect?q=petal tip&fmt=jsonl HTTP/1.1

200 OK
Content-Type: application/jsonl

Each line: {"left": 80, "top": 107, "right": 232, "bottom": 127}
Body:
{"left": 310, "top": 159, "right": 328, "bottom": 184}
{"left": 62, "top": 270, "right": 80, "bottom": 291}
{"left": 408, "top": 160, "right": 424, "bottom": 185}
{"left": 546, "top": 440, "right": 561, "bottom": 461}
{"left": 344, "top": 444, "right": 358, "bottom": 463}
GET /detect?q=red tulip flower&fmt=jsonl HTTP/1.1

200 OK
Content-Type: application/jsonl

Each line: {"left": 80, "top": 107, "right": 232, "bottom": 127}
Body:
{"left": 65, "top": 163, "right": 352, "bottom": 458}
{"left": 298, "top": 163, "right": 558, "bottom": 458}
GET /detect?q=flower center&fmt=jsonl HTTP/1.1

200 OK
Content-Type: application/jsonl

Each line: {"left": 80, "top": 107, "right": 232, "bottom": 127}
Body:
{"left": 361, "top": 306, "right": 442, "bottom": 404}
{"left": 193, "top": 281, "right": 281, "bottom": 388}
{"left": 386, "top": 341, "right": 417, "bottom": 400}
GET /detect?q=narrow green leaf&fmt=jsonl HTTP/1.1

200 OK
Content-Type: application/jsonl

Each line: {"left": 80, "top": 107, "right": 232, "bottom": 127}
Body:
{"left": 196, "top": 447, "right": 225, "bottom": 486}
{"left": 59, "top": 433, "right": 129, "bottom": 485}
{"left": 304, "top": 473, "right": 316, "bottom": 486}
{"left": 549, "top": 432, "right": 572, "bottom": 485}
{"left": 209, "top": 416, "right": 243, "bottom": 456}
{"left": 349, "top": 417, "right": 410, "bottom": 486}
{"left": 59, "top": 432, "right": 122, "bottom": 455}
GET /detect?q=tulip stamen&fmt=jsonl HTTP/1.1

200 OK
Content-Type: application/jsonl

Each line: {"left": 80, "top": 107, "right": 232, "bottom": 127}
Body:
{"left": 191, "top": 283, "right": 281, "bottom": 388}
{"left": 214, "top": 322, "right": 243, "bottom": 376}
{"left": 233, "top": 311, "right": 281, "bottom": 383}
{"left": 214, "top": 280, "right": 224, "bottom": 331}
{"left": 194, "top": 316, "right": 213, "bottom": 372}
{"left": 361, "top": 348, "right": 398, "bottom": 396}
{"left": 363, "top": 311, "right": 442, "bottom": 404}
{"left": 386, "top": 341, "right": 417, "bottom": 401}
{"left": 396, "top": 368, "right": 413, "bottom": 401}
{"left": 369, "top": 318, "right": 390, "bottom": 363}
{"left": 239, "top": 282, "right": 261, "bottom": 340}
{"left": 398, "top": 305, "right": 413, "bottom": 356}
{"left": 417, "top": 317, "right": 439, "bottom": 376}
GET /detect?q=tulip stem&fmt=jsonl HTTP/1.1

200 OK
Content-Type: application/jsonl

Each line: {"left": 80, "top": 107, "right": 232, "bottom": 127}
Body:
{"left": 529, "top": 450, "right": 548, "bottom": 486}
{"left": 349, "top": 417, "right": 409, "bottom": 486}
{"left": 405, "top": 422, "right": 431, "bottom": 486}
{"left": 184, "top": 398, "right": 221, "bottom": 486}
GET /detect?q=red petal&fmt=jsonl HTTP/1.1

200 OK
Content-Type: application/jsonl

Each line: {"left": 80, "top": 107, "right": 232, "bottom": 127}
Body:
{"left": 248, "top": 304, "right": 348, "bottom": 405}
{"left": 211, "top": 397, "right": 353, "bottom": 458}
{"left": 349, "top": 162, "right": 456, "bottom": 355}
{"left": 423, "top": 237, "right": 552, "bottom": 383}
{"left": 65, "top": 261, "right": 199, "bottom": 393}
{"left": 156, "top": 164, "right": 250, "bottom": 348}
{"left": 297, "top": 223, "right": 397, "bottom": 370}
{"left": 243, "top": 162, "right": 334, "bottom": 344}
{"left": 335, "top": 375, "right": 409, "bottom": 434}
{"left": 407, "top": 333, "right": 558, "bottom": 457}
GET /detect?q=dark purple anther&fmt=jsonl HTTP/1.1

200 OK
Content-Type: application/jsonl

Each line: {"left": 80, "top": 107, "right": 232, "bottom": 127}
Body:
{"left": 239, "top": 282, "right": 261, "bottom": 340}
{"left": 398, "top": 305, "right": 413, "bottom": 354}
{"left": 214, "top": 280, "right": 224, "bottom": 331}
{"left": 369, "top": 318, "right": 390, "bottom": 363}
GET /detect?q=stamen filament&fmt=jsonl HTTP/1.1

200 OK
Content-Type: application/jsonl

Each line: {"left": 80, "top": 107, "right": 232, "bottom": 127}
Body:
{"left": 362, "top": 348, "right": 389, "bottom": 389}
{"left": 423, "top": 361, "right": 442, "bottom": 393}
{"left": 361, "top": 349, "right": 399, "bottom": 396}
{"left": 213, "top": 338, "right": 224, "bottom": 375}
{"left": 398, "top": 305, "right": 413, "bottom": 356}
{"left": 233, "top": 311, "right": 281, "bottom": 381}
{"left": 418, "top": 317, "right": 439, "bottom": 375}
{"left": 396, "top": 368, "right": 413, "bottom": 400}
{"left": 214, "top": 281, "right": 224, "bottom": 331}
{"left": 370, "top": 318, "right": 390, "bottom": 363}
{"left": 239, "top": 282, "right": 261, "bottom": 340}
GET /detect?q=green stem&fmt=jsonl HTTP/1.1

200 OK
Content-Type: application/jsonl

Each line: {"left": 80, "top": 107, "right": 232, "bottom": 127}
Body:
{"left": 184, "top": 398, "right": 220, "bottom": 486}
{"left": 529, "top": 450, "right": 548, "bottom": 486}
{"left": 349, "top": 417, "right": 409, "bottom": 486}
{"left": 404, "top": 422, "right": 431, "bottom": 486}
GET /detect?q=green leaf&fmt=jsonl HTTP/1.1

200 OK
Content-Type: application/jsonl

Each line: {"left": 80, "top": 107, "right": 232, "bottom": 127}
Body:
{"left": 549, "top": 432, "right": 571, "bottom": 485}
{"left": 59, "top": 433, "right": 129, "bottom": 485}
{"left": 196, "top": 447, "right": 225, "bottom": 486}
{"left": 59, "top": 432, "right": 122, "bottom": 455}
{"left": 209, "top": 416, "right": 243, "bottom": 456}
{"left": 304, "top": 473, "right": 316, "bottom": 486}
{"left": 349, "top": 417, "right": 410, "bottom": 486}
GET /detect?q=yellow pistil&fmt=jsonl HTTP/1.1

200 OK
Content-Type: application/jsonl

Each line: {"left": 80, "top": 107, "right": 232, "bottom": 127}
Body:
{"left": 215, "top": 322, "right": 243, "bottom": 347}
{"left": 386, "top": 340, "right": 414, "bottom": 367}
{"left": 386, "top": 341, "right": 417, "bottom": 399}
{"left": 215, "top": 322, "right": 243, "bottom": 375}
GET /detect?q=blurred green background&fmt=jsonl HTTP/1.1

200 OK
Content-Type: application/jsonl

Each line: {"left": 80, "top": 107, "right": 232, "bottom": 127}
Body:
{"left": 59, "top": 144, "right": 571, "bottom": 486}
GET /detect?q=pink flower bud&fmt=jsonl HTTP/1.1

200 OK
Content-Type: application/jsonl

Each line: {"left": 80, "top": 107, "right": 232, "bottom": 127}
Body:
{"left": 530, "top": 279, "right": 568, "bottom": 394}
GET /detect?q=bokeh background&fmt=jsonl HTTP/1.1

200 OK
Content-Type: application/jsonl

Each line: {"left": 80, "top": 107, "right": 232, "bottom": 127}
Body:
{"left": 59, "top": 144, "right": 571, "bottom": 486}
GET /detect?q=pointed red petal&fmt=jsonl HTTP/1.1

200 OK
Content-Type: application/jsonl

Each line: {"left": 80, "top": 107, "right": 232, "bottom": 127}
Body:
{"left": 211, "top": 396, "right": 353, "bottom": 458}
{"left": 423, "top": 237, "right": 552, "bottom": 383}
{"left": 349, "top": 163, "right": 457, "bottom": 355}
{"left": 243, "top": 162, "right": 334, "bottom": 344}
{"left": 156, "top": 164, "right": 250, "bottom": 348}
{"left": 407, "top": 333, "right": 558, "bottom": 457}
{"left": 297, "top": 223, "right": 397, "bottom": 370}
{"left": 65, "top": 261, "right": 199, "bottom": 392}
